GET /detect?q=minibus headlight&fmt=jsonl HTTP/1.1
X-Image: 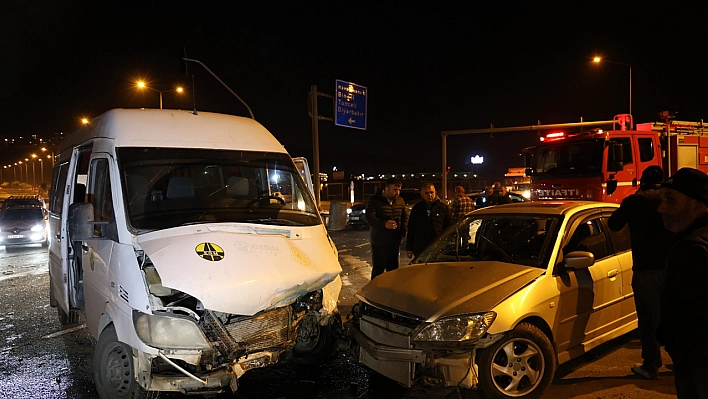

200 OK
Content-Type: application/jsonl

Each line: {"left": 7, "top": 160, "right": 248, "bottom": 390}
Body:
{"left": 133, "top": 310, "right": 211, "bottom": 350}
{"left": 31, "top": 225, "right": 45, "bottom": 232}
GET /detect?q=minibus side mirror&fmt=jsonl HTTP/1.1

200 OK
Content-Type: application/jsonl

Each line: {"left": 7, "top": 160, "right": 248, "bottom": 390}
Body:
{"left": 69, "top": 203, "right": 108, "bottom": 241}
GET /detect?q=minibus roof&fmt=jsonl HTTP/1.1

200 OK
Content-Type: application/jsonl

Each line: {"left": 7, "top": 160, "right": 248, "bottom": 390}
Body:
{"left": 59, "top": 108, "right": 288, "bottom": 154}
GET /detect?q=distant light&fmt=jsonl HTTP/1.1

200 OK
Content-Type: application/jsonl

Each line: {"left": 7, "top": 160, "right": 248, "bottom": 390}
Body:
{"left": 176, "top": 87, "right": 184, "bottom": 93}
{"left": 333, "top": 166, "right": 337, "bottom": 171}
{"left": 593, "top": 56, "right": 601, "bottom": 63}
{"left": 81, "top": 118, "right": 89, "bottom": 125}
{"left": 471, "top": 155, "right": 484, "bottom": 165}
{"left": 137, "top": 81, "right": 146, "bottom": 88}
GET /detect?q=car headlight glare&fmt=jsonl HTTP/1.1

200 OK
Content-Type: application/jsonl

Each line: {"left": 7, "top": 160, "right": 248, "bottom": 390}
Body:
{"left": 31, "top": 225, "right": 45, "bottom": 232}
{"left": 133, "top": 310, "right": 211, "bottom": 350}
{"left": 414, "top": 312, "right": 496, "bottom": 342}
{"left": 347, "top": 208, "right": 352, "bottom": 214}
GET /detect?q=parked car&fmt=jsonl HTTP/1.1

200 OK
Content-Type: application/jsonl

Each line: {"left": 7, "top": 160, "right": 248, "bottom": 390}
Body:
{"left": 349, "top": 201, "right": 635, "bottom": 399}
{"left": 347, "top": 202, "right": 368, "bottom": 229}
{"left": 468, "top": 190, "right": 528, "bottom": 209}
{"left": 0, "top": 207, "right": 49, "bottom": 247}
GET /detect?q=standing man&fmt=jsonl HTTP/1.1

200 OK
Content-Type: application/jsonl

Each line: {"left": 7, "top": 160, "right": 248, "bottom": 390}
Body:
{"left": 608, "top": 166, "right": 675, "bottom": 380}
{"left": 656, "top": 167, "right": 708, "bottom": 398}
{"left": 450, "top": 185, "right": 475, "bottom": 220}
{"left": 366, "top": 178, "right": 407, "bottom": 280}
{"left": 406, "top": 182, "right": 451, "bottom": 259}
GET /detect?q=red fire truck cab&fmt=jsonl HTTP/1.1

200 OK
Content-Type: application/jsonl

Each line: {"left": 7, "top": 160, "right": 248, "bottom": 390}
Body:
{"left": 523, "top": 114, "right": 708, "bottom": 203}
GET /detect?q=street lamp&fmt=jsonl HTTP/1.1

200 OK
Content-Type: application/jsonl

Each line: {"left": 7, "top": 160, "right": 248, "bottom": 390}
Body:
{"left": 136, "top": 81, "right": 184, "bottom": 109}
{"left": 31, "top": 154, "right": 37, "bottom": 186}
{"left": 592, "top": 56, "right": 632, "bottom": 115}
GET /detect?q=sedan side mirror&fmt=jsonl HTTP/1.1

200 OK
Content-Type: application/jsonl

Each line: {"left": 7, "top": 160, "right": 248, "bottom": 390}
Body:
{"left": 563, "top": 251, "right": 595, "bottom": 269}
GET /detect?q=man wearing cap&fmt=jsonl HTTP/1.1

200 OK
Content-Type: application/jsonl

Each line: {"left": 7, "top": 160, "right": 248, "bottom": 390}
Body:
{"left": 656, "top": 167, "right": 708, "bottom": 398}
{"left": 609, "top": 166, "right": 675, "bottom": 380}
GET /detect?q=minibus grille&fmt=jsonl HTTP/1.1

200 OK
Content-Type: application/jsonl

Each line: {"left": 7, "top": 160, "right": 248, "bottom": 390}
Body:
{"left": 201, "top": 306, "right": 293, "bottom": 357}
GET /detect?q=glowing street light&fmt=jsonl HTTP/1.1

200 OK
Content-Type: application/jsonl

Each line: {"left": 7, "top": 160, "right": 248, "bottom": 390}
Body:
{"left": 136, "top": 81, "right": 184, "bottom": 109}
{"left": 592, "top": 56, "right": 632, "bottom": 115}
{"left": 81, "top": 118, "right": 89, "bottom": 125}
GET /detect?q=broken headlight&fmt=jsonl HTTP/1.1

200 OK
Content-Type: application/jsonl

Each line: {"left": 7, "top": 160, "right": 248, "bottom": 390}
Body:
{"left": 133, "top": 310, "right": 211, "bottom": 350}
{"left": 414, "top": 312, "right": 496, "bottom": 342}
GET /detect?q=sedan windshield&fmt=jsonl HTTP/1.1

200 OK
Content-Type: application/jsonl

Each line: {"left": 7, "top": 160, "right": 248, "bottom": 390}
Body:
{"left": 117, "top": 148, "right": 320, "bottom": 231}
{"left": 414, "top": 214, "right": 560, "bottom": 268}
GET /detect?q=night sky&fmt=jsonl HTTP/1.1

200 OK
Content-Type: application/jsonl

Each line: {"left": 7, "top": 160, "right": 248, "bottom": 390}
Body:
{"left": 2, "top": 1, "right": 707, "bottom": 183}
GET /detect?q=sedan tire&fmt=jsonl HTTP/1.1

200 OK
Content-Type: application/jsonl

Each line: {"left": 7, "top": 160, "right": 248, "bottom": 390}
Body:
{"left": 477, "top": 323, "right": 556, "bottom": 399}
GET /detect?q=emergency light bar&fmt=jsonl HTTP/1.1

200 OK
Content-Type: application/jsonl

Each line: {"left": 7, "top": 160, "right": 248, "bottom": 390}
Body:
{"left": 540, "top": 131, "right": 565, "bottom": 142}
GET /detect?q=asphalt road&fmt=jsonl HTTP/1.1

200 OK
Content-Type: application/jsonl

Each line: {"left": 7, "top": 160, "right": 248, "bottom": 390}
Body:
{"left": 0, "top": 227, "right": 678, "bottom": 399}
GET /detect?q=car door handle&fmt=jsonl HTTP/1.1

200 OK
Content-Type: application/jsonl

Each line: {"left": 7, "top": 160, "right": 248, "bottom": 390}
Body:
{"left": 81, "top": 243, "right": 89, "bottom": 252}
{"left": 607, "top": 269, "right": 619, "bottom": 278}
{"left": 55, "top": 233, "right": 61, "bottom": 239}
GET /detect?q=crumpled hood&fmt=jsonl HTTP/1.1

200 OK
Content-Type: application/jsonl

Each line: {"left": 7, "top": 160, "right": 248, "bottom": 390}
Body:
{"left": 136, "top": 224, "right": 341, "bottom": 315}
{"left": 356, "top": 262, "right": 544, "bottom": 322}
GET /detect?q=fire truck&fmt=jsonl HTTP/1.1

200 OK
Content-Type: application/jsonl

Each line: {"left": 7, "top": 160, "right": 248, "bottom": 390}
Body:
{"left": 523, "top": 113, "right": 708, "bottom": 203}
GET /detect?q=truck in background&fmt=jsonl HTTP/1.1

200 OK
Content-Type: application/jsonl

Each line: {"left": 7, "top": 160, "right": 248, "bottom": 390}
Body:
{"left": 504, "top": 167, "right": 531, "bottom": 199}
{"left": 523, "top": 113, "right": 708, "bottom": 203}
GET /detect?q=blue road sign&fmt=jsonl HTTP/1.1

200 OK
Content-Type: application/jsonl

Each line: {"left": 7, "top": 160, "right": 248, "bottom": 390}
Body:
{"left": 335, "top": 79, "right": 367, "bottom": 130}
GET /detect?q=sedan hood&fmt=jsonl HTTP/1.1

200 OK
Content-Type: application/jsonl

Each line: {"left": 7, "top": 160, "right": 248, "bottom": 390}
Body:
{"left": 136, "top": 224, "right": 341, "bottom": 315}
{"left": 356, "top": 262, "right": 544, "bottom": 322}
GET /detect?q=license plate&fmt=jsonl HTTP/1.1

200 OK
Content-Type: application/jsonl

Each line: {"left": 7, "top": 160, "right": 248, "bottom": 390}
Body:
{"left": 349, "top": 216, "right": 359, "bottom": 220}
{"left": 7, "top": 235, "right": 24, "bottom": 239}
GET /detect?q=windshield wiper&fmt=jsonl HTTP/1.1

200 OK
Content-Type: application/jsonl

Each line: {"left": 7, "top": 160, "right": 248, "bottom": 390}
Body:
{"left": 247, "top": 218, "right": 303, "bottom": 226}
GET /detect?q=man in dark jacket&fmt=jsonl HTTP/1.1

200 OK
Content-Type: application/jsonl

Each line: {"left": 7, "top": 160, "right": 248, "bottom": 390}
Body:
{"left": 656, "top": 167, "right": 708, "bottom": 398}
{"left": 366, "top": 178, "right": 407, "bottom": 280}
{"left": 406, "top": 182, "right": 451, "bottom": 259}
{"left": 608, "top": 166, "right": 675, "bottom": 380}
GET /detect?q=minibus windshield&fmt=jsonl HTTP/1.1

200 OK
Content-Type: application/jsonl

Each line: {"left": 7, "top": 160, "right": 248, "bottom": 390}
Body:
{"left": 117, "top": 148, "right": 321, "bottom": 231}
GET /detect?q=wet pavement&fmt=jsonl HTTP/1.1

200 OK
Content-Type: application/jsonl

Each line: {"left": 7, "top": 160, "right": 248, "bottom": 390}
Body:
{"left": 0, "top": 230, "right": 677, "bottom": 399}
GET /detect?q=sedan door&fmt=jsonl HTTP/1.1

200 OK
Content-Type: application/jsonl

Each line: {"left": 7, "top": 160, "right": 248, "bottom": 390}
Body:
{"left": 553, "top": 214, "right": 625, "bottom": 356}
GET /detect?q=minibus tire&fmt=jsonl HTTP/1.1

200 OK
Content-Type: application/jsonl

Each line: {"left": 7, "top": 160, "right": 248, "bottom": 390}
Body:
{"left": 95, "top": 324, "right": 149, "bottom": 399}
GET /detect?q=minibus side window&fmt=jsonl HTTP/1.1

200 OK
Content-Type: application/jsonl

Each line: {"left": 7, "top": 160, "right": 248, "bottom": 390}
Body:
{"left": 50, "top": 163, "right": 69, "bottom": 214}
{"left": 88, "top": 158, "right": 117, "bottom": 241}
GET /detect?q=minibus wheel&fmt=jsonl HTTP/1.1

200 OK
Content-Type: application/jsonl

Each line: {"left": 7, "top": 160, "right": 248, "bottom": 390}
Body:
{"left": 94, "top": 324, "right": 149, "bottom": 399}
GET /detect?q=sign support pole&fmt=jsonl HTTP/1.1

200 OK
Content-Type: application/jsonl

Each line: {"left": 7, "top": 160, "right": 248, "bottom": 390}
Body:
{"left": 309, "top": 85, "right": 322, "bottom": 209}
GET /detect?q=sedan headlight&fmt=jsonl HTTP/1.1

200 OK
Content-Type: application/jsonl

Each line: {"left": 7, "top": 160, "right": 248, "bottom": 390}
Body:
{"left": 31, "top": 225, "right": 45, "bottom": 232}
{"left": 133, "top": 310, "right": 211, "bottom": 350}
{"left": 414, "top": 312, "right": 496, "bottom": 342}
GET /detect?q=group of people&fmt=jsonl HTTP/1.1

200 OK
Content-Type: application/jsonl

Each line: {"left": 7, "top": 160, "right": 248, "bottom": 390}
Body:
{"left": 604, "top": 166, "right": 708, "bottom": 397}
{"left": 365, "top": 179, "right": 475, "bottom": 279}
{"left": 364, "top": 166, "right": 708, "bottom": 398}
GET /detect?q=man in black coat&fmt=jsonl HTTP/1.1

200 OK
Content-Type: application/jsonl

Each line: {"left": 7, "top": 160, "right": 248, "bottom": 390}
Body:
{"left": 365, "top": 178, "right": 407, "bottom": 280}
{"left": 608, "top": 166, "right": 675, "bottom": 380}
{"left": 406, "top": 182, "right": 451, "bottom": 259}
{"left": 656, "top": 167, "right": 708, "bottom": 398}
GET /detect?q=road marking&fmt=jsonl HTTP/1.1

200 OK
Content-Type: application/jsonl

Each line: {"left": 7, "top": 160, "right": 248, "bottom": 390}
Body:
{"left": 354, "top": 243, "right": 370, "bottom": 248}
{"left": 42, "top": 324, "right": 87, "bottom": 339}
{"left": 338, "top": 248, "right": 350, "bottom": 253}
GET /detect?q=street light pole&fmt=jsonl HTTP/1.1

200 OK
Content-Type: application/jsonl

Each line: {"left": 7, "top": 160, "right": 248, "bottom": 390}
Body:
{"left": 136, "top": 81, "right": 182, "bottom": 110}
{"left": 592, "top": 57, "right": 632, "bottom": 115}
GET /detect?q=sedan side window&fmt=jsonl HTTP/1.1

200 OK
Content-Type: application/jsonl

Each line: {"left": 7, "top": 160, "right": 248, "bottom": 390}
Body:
{"left": 564, "top": 218, "right": 610, "bottom": 260}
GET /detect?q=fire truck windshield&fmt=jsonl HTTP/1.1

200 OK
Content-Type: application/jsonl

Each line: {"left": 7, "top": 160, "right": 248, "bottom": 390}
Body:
{"left": 528, "top": 138, "right": 605, "bottom": 176}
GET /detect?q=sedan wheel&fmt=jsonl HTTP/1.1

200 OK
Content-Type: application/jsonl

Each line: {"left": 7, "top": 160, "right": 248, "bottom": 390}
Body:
{"left": 477, "top": 323, "right": 556, "bottom": 399}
